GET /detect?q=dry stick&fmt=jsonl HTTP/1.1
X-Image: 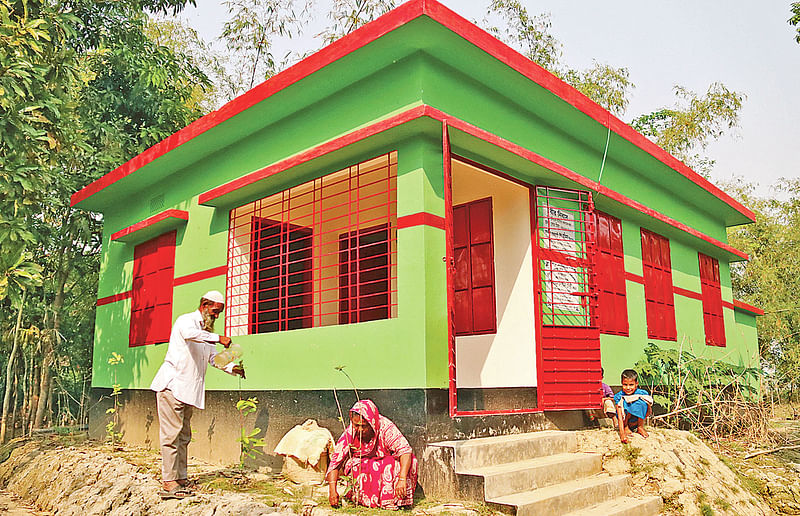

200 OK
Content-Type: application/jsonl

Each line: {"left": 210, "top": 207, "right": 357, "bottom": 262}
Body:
{"left": 744, "top": 444, "right": 800, "bottom": 460}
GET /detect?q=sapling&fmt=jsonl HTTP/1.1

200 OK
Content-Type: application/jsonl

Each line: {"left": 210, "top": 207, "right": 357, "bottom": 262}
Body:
{"left": 105, "top": 352, "right": 124, "bottom": 445}
{"left": 330, "top": 365, "right": 362, "bottom": 505}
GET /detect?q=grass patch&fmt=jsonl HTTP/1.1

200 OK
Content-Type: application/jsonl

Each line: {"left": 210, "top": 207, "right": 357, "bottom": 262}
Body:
{"left": 714, "top": 497, "right": 731, "bottom": 511}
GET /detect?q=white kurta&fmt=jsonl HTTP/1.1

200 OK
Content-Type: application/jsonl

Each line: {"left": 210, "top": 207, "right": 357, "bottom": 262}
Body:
{"left": 150, "top": 310, "right": 234, "bottom": 409}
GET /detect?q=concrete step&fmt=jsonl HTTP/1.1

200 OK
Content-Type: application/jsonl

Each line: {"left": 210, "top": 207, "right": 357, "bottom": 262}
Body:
{"left": 563, "top": 496, "right": 663, "bottom": 516}
{"left": 462, "top": 452, "right": 602, "bottom": 498}
{"left": 488, "top": 474, "right": 631, "bottom": 516}
{"left": 429, "top": 430, "right": 577, "bottom": 471}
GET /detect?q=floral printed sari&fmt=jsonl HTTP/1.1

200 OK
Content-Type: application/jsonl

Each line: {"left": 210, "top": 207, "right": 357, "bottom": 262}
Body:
{"left": 326, "top": 400, "right": 418, "bottom": 509}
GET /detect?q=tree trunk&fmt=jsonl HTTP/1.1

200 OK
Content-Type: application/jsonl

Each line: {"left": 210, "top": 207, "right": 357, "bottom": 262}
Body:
{"left": 28, "top": 362, "right": 40, "bottom": 434}
{"left": 1, "top": 289, "right": 26, "bottom": 443}
{"left": 10, "top": 360, "right": 20, "bottom": 438}
{"left": 33, "top": 353, "right": 53, "bottom": 429}
{"left": 34, "top": 216, "right": 70, "bottom": 430}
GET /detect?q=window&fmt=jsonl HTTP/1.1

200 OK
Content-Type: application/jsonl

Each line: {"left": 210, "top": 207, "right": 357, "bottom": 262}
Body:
{"left": 595, "top": 211, "right": 628, "bottom": 335}
{"left": 226, "top": 153, "right": 397, "bottom": 336}
{"left": 640, "top": 229, "right": 676, "bottom": 341}
{"left": 453, "top": 197, "right": 497, "bottom": 335}
{"left": 250, "top": 218, "right": 313, "bottom": 333}
{"left": 339, "top": 224, "right": 390, "bottom": 324}
{"left": 130, "top": 230, "right": 176, "bottom": 346}
{"left": 699, "top": 253, "right": 726, "bottom": 347}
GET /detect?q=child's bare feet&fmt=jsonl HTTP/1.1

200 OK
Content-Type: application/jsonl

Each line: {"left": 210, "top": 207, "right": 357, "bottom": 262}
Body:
{"left": 636, "top": 426, "right": 649, "bottom": 438}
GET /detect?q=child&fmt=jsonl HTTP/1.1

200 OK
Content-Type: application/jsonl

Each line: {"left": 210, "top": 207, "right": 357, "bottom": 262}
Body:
{"left": 600, "top": 368, "right": 617, "bottom": 427}
{"left": 590, "top": 368, "right": 618, "bottom": 427}
{"left": 613, "top": 369, "right": 653, "bottom": 443}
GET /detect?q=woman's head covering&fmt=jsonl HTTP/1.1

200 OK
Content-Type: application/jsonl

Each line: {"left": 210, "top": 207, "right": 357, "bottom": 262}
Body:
{"left": 350, "top": 399, "right": 380, "bottom": 434}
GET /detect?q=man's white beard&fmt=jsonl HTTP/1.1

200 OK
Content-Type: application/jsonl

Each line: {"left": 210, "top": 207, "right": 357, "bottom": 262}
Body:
{"left": 201, "top": 309, "right": 216, "bottom": 332}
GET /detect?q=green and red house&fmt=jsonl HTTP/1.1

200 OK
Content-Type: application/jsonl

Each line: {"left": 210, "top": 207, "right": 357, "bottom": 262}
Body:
{"left": 73, "top": 0, "right": 761, "bottom": 464}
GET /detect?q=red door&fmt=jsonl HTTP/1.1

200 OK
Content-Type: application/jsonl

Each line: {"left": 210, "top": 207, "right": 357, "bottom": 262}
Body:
{"left": 534, "top": 186, "right": 601, "bottom": 410}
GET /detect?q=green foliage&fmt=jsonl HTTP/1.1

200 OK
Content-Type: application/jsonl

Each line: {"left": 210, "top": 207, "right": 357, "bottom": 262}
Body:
{"left": 562, "top": 62, "right": 634, "bottom": 116}
{"left": 630, "top": 83, "right": 744, "bottom": 175}
{"left": 222, "top": 0, "right": 307, "bottom": 92}
{"left": 0, "top": 0, "right": 207, "bottom": 437}
{"left": 106, "top": 352, "right": 124, "bottom": 445}
{"left": 482, "top": 0, "right": 633, "bottom": 115}
{"left": 235, "top": 397, "right": 264, "bottom": 466}
{"left": 635, "top": 342, "right": 759, "bottom": 411}
{"left": 790, "top": 3, "right": 800, "bottom": 43}
{"left": 319, "top": 0, "right": 395, "bottom": 45}
{"left": 726, "top": 179, "right": 800, "bottom": 398}
{"left": 483, "top": 0, "right": 562, "bottom": 72}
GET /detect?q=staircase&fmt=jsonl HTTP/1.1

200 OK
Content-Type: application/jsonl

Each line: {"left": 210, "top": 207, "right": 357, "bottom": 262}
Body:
{"left": 422, "top": 431, "right": 661, "bottom": 516}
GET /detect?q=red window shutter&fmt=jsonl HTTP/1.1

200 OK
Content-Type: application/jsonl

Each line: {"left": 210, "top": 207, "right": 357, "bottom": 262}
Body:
{"left": 130, "top": 230, "right": 176, "bottom": 347}
{"left": 594, "top": 211, "right": 628, "bottom": 335}
{"left": 699, "top": 253, "right": 726, "bottom": 346}
{"left": 338, "top": 224, "right": 390, "bottom": 325}
{"left": 453, "top": 198, "right": 497, "bottom": 336}
{"left": 251, "top": 217, "right": 314, "bottom": 333}
{"left": 641, "top": 229, "right": 676, "bottom": 341}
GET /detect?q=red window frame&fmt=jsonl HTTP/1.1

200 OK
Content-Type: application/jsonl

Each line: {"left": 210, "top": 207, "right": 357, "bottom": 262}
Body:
{"left": 699, "top": 253, "right": 726, "bottom": 347}
{"left": 453, "top": 197, "right": 497, "bottom": 336}
{"left": 130, "top": 230, "right": 176, "bottom": 347}
{"left": 594, "top": 211, "right": 628, "bottom": 335}
{"left": 640, "top": 229, "right": 676, "bottom": 341}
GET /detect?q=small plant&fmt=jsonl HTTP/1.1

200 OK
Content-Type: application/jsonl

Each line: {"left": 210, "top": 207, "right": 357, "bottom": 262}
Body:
{"left": 236, "top": 396, "right": 265, "bottom": 467}
{"left": 105, "top": 352, "right": 124, "bottom": 445}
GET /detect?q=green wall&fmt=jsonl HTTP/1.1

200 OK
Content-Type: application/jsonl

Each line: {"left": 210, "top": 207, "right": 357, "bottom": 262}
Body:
{"left": 599, "top": 218, "right": 761, "bottom": 385}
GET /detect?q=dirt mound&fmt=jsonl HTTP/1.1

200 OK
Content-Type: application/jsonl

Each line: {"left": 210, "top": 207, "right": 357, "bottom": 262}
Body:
{"left": 576, "top": 427, "right": 774, "bottom": 515}
{"left": 0, "top": 440, "right": 287, "bottom": 515}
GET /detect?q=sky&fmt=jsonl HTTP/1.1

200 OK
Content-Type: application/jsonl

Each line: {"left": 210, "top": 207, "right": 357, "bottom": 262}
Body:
{"left": 176, "top": 0, "right": 800, "bottom": 196}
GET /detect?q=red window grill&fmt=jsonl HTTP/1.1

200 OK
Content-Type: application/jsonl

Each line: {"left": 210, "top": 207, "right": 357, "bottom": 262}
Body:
{"left": 130, "top": 230, "right": 176, "bottom": 346}
{"left": 535, "top": 187, "right": 595, "bottom": 327}
{"left": 641, "top": 229, "right": 676, "bottom": 341}
{"left": 699, "top": 253, "right": 726, "bottom": 347}
{"left": 453, "top": 197, "right": 497, "bottom": 336}
{"left": 594, "top": 211, "right": 628, "bottom": 335}
{"left": 225, "top": 152, "right": 398, "bottom": 336}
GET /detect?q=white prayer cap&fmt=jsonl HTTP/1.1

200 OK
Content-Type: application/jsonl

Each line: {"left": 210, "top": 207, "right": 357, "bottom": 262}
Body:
{"left": 202, "top": 290, "right": 225, "bottom": 304}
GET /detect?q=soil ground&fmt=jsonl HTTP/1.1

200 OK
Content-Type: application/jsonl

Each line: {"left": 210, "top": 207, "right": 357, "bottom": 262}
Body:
{"left": 1, "top": 409, "right": 799, "bottom": 516}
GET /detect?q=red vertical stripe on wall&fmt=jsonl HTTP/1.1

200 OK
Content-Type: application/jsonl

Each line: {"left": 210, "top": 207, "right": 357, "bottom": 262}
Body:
{"left": 594, "top": 211, "right": 628, "bottom": 335}
{"left": 641, "top": 229, "right": 676, "bottom": 341}
{"left": 130, "top": 230, "right": 176, "bottom": 347}
{"left": 699, "top": 253, "right": 726, "bottom": 347}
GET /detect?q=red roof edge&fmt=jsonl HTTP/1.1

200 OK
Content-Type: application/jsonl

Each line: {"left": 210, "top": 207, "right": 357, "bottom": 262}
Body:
{"left": 733, "top": 299, "right": 765, "bottom": 316}
{"left": 70, "top": 0, "right": 756, "bottom": 225}
{"left": 110, "top": 209, "right": 189, "bottom": 242}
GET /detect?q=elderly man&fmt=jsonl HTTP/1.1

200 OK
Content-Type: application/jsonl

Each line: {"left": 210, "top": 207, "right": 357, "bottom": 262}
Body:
{"left": 150, "top": 290, "right": 245, "bottom": 499}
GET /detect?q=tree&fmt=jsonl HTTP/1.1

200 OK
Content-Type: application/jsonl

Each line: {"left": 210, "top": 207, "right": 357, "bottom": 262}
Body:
{"left": 1, "top": 0, "right": 211, "bottom": 437}
{"left": 481, "top": 0, "right": 634, "bottom": 116}
{"left": 318, "top": 0, "right": 395, "bottom": 45}
{"left": 726, "top": 179, "right": 800, "bottom": 399}
{"left": 631, "top": 83, "right": 744, "bottom": 176}
{"left": 222, "top": 0, "right": 309, "bottom": 94}
{"left": 790, "top": 2, "right": 800, "bottom": 43}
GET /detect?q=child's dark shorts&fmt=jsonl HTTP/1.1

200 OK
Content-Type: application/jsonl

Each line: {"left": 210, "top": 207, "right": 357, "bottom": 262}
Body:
{"left": 627, "top": 416, "right": 642, "bottom": 431}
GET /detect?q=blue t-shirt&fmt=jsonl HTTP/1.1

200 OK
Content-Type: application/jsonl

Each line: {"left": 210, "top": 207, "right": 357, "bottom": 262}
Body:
{"left": 613, "top": 388, "right": 650, "bottom": 419}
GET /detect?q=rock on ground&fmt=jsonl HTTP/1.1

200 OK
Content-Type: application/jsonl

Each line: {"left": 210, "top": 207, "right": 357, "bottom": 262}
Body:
{"left": 576, "top": 427, "right": 774, "bottom": 516}
{"left": 0, "top": 441, "right": 290, "bottom": 516}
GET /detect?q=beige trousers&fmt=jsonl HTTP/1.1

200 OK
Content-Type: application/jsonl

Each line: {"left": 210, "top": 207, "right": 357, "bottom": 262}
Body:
{"left": 156, "top": 389, "right": 193, "bottom": 481}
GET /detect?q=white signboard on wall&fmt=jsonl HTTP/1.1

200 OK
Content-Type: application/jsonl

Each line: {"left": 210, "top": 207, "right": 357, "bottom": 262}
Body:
{"left": 541, "top": 207, "right": 582, "bottom": 312}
